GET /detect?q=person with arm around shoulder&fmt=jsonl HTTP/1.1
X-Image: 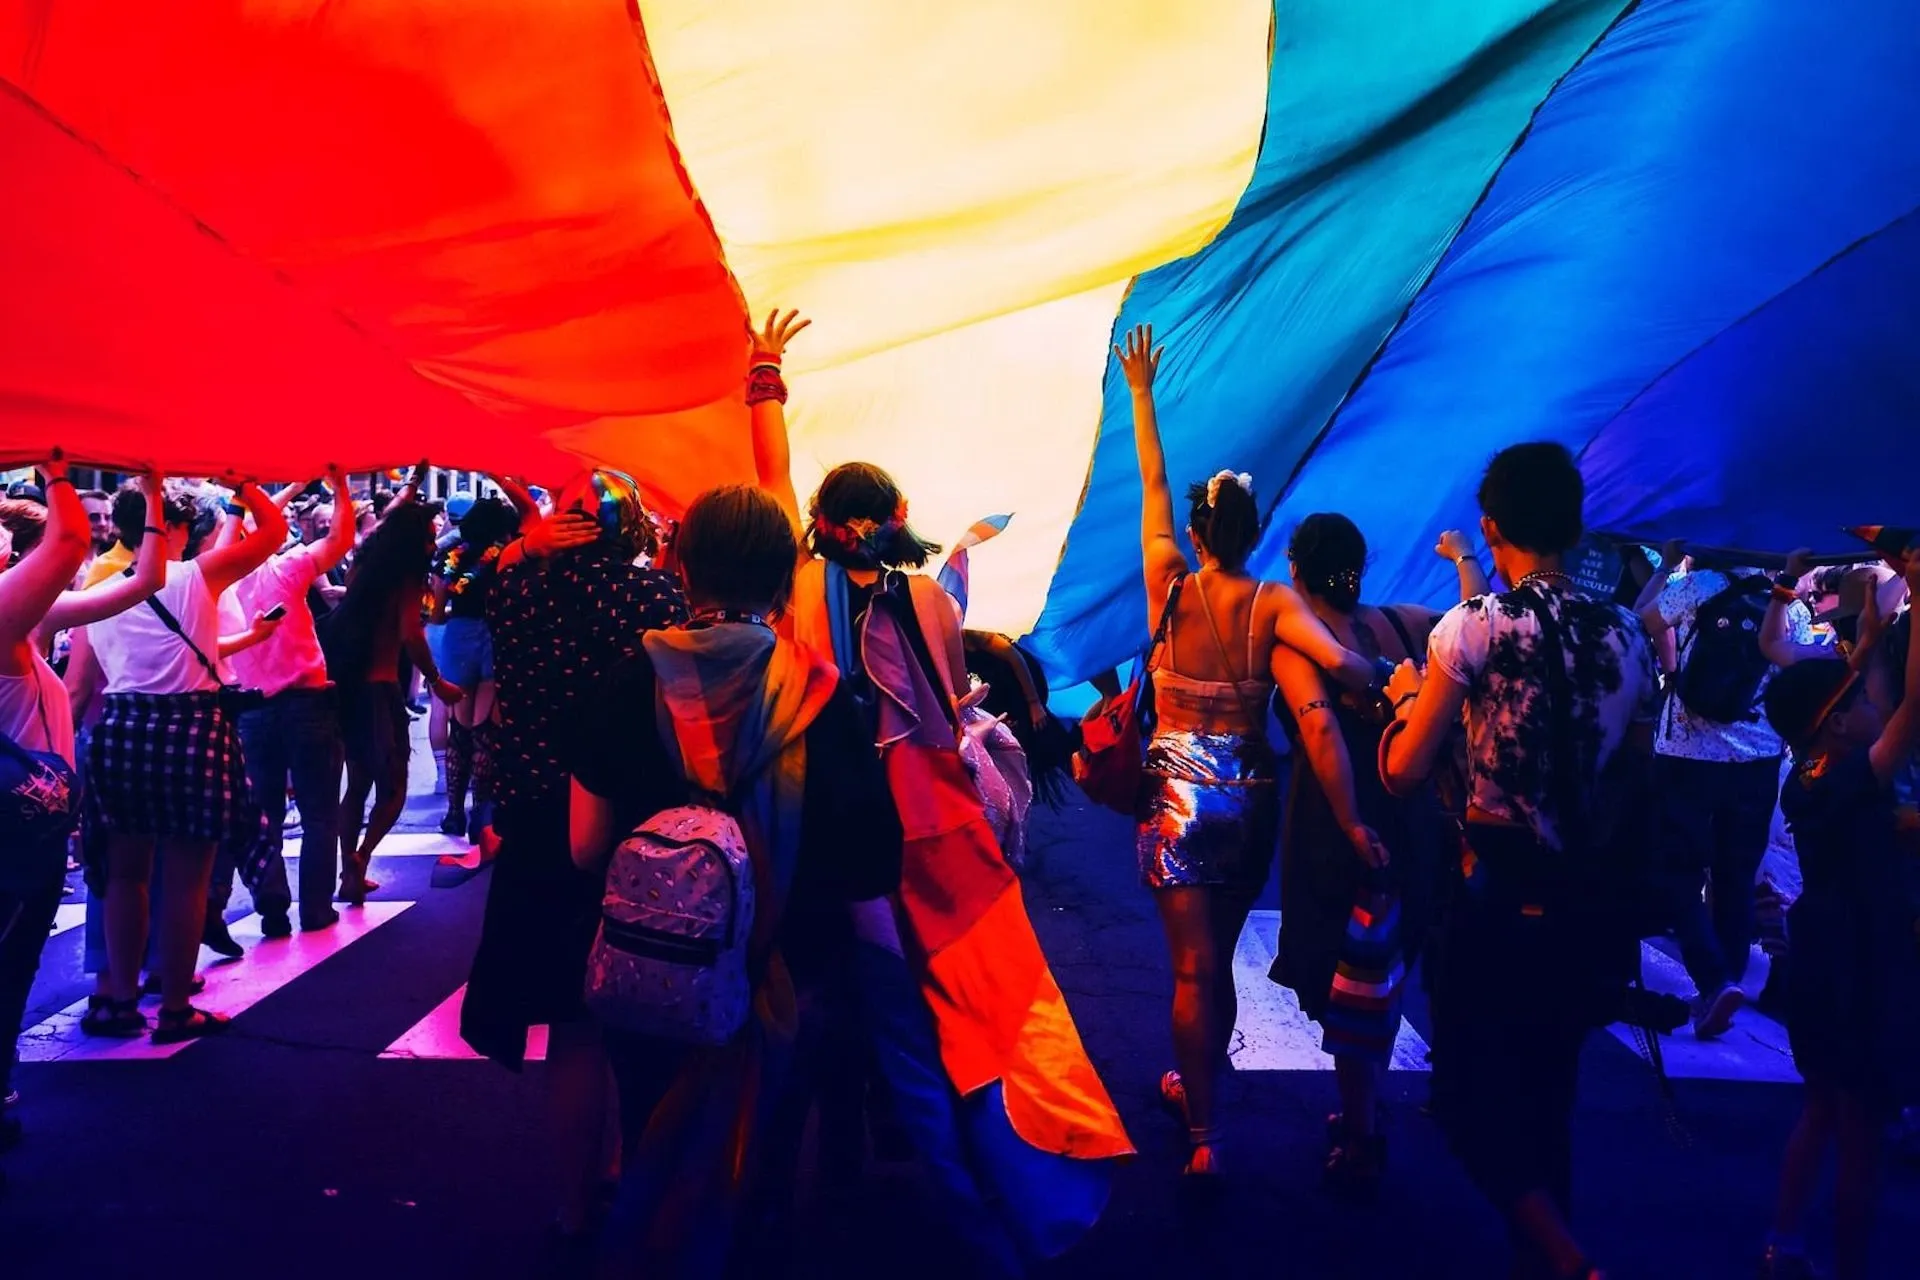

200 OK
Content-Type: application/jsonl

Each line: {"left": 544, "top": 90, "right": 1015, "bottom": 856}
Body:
{"left": 1116, "top": 322, "right": 1370, "bottom": 1181}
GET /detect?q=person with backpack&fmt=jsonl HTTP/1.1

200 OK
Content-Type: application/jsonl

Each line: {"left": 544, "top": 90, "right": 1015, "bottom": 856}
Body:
{"left": 566, "top": 483, "right": 901, "bottom": 1277}
{"left": 1640, "top": 548, "right": 1814, "bottom": 1038}
{"left": 459, "top": 469, "right": 681, "bottom": 1252}
{"left": 1382, "top": 442, "right": 1662, "bottom": 1280}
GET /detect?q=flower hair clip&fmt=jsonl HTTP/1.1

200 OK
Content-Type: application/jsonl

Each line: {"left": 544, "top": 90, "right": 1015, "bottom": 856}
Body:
{"left": 1205, "top": 470, "right": 1254, "bottom": 507}
{"left": 812, "top": 497, "right": 910, "bottom": 566}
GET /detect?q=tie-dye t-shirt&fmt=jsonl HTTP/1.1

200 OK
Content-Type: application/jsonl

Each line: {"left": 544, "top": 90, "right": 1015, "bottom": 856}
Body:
{"left": 1427, "top": 580, "right": 1661, "bottom": 850}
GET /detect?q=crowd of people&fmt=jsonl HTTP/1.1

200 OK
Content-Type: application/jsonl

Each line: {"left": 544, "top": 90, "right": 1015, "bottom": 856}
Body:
{"left": 0, "top": 314, "right": 1914, "bottom": 1279}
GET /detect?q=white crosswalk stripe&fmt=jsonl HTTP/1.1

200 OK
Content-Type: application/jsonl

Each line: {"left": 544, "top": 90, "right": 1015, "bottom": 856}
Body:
{"left": 23, "top": 899, "right": 1802, "bottom": 1084}
{"left": 20, "top": 901, "right": 413, "bottom": 1062}
{"left": 281, "top": 831, "right": 470, "bottom": 859}
{"left": 1230, "top": 910, "right": 1432, "bottom": 1072}
{"left": 50, "top": 902, "right": 88, "bottom": 937}
{"left": 381, "top": 984, "right": 549, "bottom": 1062}
{"left": 1607, "top": 941, "right": 1798, "bottom": 1083}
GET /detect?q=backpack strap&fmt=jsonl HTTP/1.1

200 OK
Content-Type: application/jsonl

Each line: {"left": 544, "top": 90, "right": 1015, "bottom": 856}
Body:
{"left": 648, "top": 678, "right": 798, "bottom": 979}
{"left": 1509, "top": 585, "right": 1589, "bottom": 847}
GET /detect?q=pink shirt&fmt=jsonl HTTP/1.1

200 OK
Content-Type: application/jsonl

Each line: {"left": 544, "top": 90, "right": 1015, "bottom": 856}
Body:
{"left": 228, "top": 545, "right": 330, "bottom": 697}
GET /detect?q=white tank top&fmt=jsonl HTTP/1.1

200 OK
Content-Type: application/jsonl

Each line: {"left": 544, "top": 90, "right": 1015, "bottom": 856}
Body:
{"left": 92, "top": 560, "right": 223, "bottom": 695}
{"left": 0, "top": 650, "right": 76, "bottom": 766}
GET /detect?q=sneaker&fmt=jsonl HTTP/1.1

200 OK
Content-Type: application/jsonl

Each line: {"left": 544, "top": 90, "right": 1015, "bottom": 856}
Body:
{"left": 1692, "top": 984, "right": 1745, "bottom": 1039}
{"left": 201, "top": 913, "right": 245, "bottom": 959}
{"left": 260, "top": 910, "right": 294, "bottom": 940}
{"left": 1757, "top": 1244, "right": 1820, "bottom": 1279}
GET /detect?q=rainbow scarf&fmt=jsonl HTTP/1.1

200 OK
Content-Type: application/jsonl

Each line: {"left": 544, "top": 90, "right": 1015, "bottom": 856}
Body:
{"left": 641, "top": 623, "right": 840, "bottom": 996}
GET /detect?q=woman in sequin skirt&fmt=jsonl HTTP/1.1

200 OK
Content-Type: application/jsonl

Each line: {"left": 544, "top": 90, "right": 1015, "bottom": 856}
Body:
{"left": 1117, "top": 324, "right": 1374, "bottom": 1178}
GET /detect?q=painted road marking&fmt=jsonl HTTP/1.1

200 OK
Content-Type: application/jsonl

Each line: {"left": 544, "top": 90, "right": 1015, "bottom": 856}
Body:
{"left": 380, "top": 983, "right": 549, "bottom": 1062}
{"left": 1231, "top": 910, "right": 1432, "bottom": 1072}
{"left": 20, "top": 901, "right": 413, "bottom": 1062}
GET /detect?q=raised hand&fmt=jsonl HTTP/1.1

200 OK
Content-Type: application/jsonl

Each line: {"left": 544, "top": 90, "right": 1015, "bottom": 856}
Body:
{"left": 1113, "top": 323, "right": 1162, "bottom": 394}
{"left": 40, "top": 449, "right": 68, "bottom": 487}
{"left": 1856, "top": 570, "right": 1888, "bottom": 659}
{"left": 1435, "top": 530, "right": 1473, "bottom": 562}
{"left": 752, "top": 309, "right": 811, "bottom": 362}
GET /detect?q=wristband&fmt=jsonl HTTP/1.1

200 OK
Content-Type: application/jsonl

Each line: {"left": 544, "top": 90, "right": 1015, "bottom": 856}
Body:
{"left": 142, "top": 525, "right": 166, "bottom": 536}
{"left": 44, "top": 475, "right": 73, "bottom": 489}
{"left": 1454, "top": 553, "right": 1475, "bottom": 568}
{"left": 1773, "top": 571, "right": 1799, "bottom": 590}
{"left": 1394, "top": 692, "right": 1419, "bottom": 711}
{"left": 746, "top": 364, "right": 789, "bottom": 406}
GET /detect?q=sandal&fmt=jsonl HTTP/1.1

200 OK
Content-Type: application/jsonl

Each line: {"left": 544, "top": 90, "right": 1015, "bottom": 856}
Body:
{"left": 79, "top": 996, "right": 147, "bottom": 1039}
{"left": 150, "top": 1005, "right": 230, "bottom": 1045}
{"left": 1181, "top": 1125, "right": 1223, "bottom": 1181}
{"left": 1157, "top": 1070, "right": 1190, "bottom": 1126}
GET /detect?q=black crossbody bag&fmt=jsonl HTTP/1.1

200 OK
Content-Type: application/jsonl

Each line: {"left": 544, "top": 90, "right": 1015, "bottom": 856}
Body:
{"left": 133, "top": 570, "right": 266, "bottom": 716}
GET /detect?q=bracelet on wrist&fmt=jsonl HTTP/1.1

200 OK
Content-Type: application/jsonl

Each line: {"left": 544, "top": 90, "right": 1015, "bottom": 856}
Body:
{"left": 746, "top": 364, "right": 789, "bottom": 407}
{"left": 45, "top": 475, "right": 73, "bottom": 489}
{"left": 142, "top": 525, "right": 166, "bottom": 536}
{"left": 1455, "top": 553, "right": 1475, "bottom": 568}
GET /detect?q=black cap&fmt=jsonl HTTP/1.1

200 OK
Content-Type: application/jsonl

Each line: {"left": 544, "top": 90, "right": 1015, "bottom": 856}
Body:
{"left": 6, "top": 480, "right": 45, "bottom": 503}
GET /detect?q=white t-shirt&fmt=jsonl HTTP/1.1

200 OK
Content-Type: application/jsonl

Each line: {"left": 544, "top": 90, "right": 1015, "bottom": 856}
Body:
{"left": 0, "top": 650, "right": 76, "bottom": 766}
{"left": 1656, "top": 569, "right": 1809, "bottom": 763}
{"left": 91, "top": 560, "right": 223, "bottom": 696}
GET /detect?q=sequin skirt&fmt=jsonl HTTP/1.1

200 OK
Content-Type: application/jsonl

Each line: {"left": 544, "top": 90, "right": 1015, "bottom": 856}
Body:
{"left": 1136, "top": 730, "right": 1278, "bottom": 893}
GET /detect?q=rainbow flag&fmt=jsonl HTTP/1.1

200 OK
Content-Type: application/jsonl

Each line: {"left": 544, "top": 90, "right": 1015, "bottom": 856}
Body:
{"left": 937, "top": 514, "right": 1013, "bottom": 619}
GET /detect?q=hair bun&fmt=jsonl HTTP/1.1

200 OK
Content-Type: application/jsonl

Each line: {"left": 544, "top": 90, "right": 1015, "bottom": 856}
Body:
{"left": 1205, "top": 470, "right": 1254, "bottom": 508}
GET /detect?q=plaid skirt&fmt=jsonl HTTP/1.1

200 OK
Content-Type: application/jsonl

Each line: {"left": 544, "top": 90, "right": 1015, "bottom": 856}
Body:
{"left": 87, "top": 691, "right": 255, "bottom": 843}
